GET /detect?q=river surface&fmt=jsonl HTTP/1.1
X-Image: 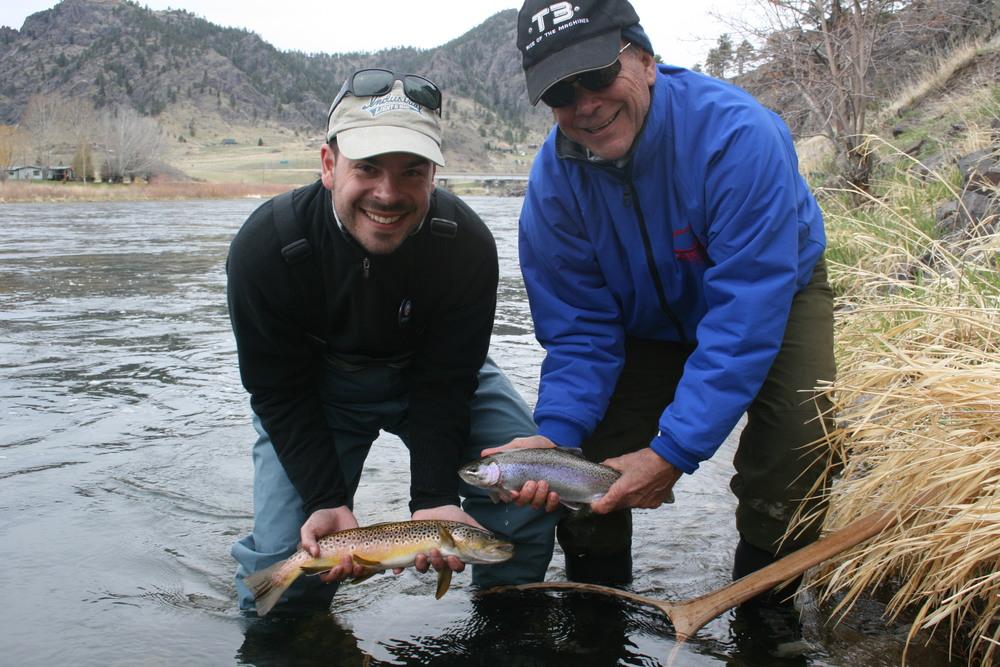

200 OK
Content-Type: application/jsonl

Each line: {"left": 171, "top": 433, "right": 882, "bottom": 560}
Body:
{"left": 0, "top": 196, "right": 955, "bottom": 666}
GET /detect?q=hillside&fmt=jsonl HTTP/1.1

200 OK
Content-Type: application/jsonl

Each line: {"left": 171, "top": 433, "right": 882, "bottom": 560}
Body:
{"left": 0, "top": 0, "right": 553, "bottom": 176}
{"left": 0, "top": 0, "right": 997, "bottom": 183}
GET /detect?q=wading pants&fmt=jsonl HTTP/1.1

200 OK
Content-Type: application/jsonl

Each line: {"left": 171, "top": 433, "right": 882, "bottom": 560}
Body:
{"left": 558, "top": 259, "right": 836, "bottom": 583}
{"left": 232, "top": 356, "right": 560, "bottom": 613}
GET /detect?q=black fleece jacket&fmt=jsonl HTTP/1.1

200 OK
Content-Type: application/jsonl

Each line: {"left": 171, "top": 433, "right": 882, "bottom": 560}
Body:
{"left": 226, "top": 180, "right": 499, "bottom": 514}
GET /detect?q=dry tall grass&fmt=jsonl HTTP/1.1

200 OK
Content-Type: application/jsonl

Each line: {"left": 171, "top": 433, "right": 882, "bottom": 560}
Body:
{"left": 876, "top": 33, "right": 998, "bottom": 125}
{"left": 796, "top": 148, "right": 1000, "bottom": 664}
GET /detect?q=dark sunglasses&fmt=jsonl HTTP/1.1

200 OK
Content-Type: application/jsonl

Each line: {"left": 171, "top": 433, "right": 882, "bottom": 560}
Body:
{"left": 540, "top": 43, "right": 632, "bottom": 108}
{"left": 327, "top": 68, "right": 443, "bottom": 122}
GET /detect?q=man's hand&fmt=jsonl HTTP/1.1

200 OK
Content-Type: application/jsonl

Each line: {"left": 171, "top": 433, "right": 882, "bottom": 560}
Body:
{"left": 480, "top": 434, "right": 556, "bottom": 457}
{"left": 407, "top": 505, "right": 482, "bottom": 575}
{"left": 299, "top": 506, "right": 365, "bottom": 584}
{"left": 479, "top": 435, "right": 563, "bottom": 512}
{"left": 590, "top": 448, "right": 682, "bottom": 514}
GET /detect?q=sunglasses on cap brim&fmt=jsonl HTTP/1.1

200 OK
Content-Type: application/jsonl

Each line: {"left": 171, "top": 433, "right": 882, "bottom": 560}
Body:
{"left": 327, "top": 69, "right": 443, "bottom": 122}
{"left": 540, "top": 43, "right": 631, "bottom": 108}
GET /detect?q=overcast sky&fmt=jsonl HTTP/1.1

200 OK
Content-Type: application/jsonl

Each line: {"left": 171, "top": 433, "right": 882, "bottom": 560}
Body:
{"left": 1, "top": 0, "right": 755, "bottom": 69}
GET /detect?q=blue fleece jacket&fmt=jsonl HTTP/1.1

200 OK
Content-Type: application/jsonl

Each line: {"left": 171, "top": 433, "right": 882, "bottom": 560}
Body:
{"left": 519, "top": 64, "right": 825, "bottom": 473}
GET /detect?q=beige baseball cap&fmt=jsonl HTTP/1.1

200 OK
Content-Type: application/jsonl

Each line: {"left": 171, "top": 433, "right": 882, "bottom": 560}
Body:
{"left": 326, "top": 80, "right": 445, "bottom": 166}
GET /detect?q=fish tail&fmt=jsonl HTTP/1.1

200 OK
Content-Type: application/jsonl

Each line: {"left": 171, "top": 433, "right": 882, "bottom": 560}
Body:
{"left": 245, "top": 559, "right": 302, "bottom": 617}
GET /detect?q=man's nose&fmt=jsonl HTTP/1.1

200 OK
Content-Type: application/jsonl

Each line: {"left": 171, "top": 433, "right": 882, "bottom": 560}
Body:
{"left": 571, "top": 84, "right": 602, "bottom": 115}
{"left": 371, "top": 173, "right": 403, "bottom": 204}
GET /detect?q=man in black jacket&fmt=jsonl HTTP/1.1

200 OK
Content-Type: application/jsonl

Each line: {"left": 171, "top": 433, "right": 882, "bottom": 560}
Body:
{"left": 227, "top": 69, "right": 558, "bottom": 613}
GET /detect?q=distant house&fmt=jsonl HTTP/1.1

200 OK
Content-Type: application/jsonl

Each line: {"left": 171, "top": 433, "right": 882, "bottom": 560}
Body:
{"left": 222, "top": 138, "right": 237, "bottom": 145}
{"left": 6, "top": 165, "right": 76, "bottom": 181}
{"left": 8, "top": 165, "right": 44, "bottom": 180}
{"left": 46, "top": 165, "right": 75, "bottom": 181}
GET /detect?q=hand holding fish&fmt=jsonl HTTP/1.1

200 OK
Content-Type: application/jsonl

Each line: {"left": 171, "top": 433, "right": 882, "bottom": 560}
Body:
{"left": 590, "top": 448, "right": 682, "bottom": 514}
{"left": 410, "top": 505, "right": 484, "bottom": 574}
{"left": 300, "top": 506, "right": 366, "bottom": 583}
{"left": 478, "top": 435, "right": 562, "bottom": 512}
{"left": 245, "top": 520, "right": 514, "bottom": 616}
{"left": 461, "top": 444, "right": 634, "bottom": 513}
{"left": 508, "top": 478, "right": 563, "bottom": 512}
{"left": 480, "top": 434, "right": 557, "bottom": 457}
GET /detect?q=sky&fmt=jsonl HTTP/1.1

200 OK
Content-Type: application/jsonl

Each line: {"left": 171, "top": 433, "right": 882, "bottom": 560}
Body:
{"left": 0, "top": 0, "right": 753, "bottom": 69}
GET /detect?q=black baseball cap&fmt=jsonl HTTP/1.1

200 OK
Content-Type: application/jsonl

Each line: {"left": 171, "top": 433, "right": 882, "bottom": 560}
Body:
{"left": 517, "top": 0, "right": 643, "bottom": 105}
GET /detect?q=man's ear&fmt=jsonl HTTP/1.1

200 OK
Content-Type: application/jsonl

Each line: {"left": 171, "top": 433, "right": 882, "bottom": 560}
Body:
{"left": 320, "top": 143, "right": 336, "bottom": 189}
{"left": 639, "top": 49, "right": 657, "bottom": 86}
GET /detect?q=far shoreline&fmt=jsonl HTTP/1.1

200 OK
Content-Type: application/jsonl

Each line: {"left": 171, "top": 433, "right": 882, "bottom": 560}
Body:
{"left": 0, "top": 181, "right": 295, "bottom": 204}
{"left": 0, "top": 176, "right": 528, "bottom": 203}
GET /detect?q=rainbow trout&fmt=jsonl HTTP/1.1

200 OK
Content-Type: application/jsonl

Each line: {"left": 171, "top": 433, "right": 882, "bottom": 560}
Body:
{"left": 459, "top": 447, "right": 674, "bottom": 510}
{"left": 245, "top": 520, "right": 513, "bottom": 616}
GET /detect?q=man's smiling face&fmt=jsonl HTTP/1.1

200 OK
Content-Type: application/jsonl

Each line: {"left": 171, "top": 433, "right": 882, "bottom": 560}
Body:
{"left": 321, "top": 144, "right": 436, "bottom": 255}
{"left": 552, "top": 46, "right": 656, "bottom": 161}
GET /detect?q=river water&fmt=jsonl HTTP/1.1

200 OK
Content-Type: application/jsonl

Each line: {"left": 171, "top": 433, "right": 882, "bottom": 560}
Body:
{"left": 0, "top": 196, "right": 955, "bottom": 666}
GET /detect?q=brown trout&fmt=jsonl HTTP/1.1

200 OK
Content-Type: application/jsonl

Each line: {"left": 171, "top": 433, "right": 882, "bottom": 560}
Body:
{"left": 245, "top": 520, "right": 514, "bottom": 616}
{"left": 459, "top": 447, "right": 673, "bottom": 510}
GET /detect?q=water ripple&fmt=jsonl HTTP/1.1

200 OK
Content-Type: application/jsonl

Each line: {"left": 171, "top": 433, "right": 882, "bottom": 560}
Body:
{"left": 0, "top": 460, "right": 86, "bottom": 480}
{"left": 0, "top": 198, "right": 956, "bottom": 666}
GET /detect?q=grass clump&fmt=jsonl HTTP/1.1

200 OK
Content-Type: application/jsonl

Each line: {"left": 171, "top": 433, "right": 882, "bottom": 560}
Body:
{"left": 794, "top": 115, "right": 999, "bottom": 663}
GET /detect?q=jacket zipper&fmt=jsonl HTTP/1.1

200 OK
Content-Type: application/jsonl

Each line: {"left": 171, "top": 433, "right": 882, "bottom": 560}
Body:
{"left": 362, "top": 257, "right": 370, "bottom": 278}
{"left": 625, "top": 181, "right": 687, "bottom": 342}
{"left": 557, "top": 136, "right": 688, "bottom": 343}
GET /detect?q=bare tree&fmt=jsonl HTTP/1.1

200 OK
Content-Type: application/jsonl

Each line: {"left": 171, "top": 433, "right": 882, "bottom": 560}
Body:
{"left": 741, "top": 0, "right": 997, "bottom": 191}
{"left": 67, "top": 103, "right": 98, "bottom": 183}
{"left": 750, "top": 0, "right": 910, "bottom": 191}
{"left": 0, "top": 125, "right": 28, "bottom": 182}
{"left": 20, "top": 93, "right": 72, "bottom": 168}
{"left": 99, "top": 106, "right": 166, "bottom": 183}
{"left": 72, "top": 142, "right": 95, "bottom": 182}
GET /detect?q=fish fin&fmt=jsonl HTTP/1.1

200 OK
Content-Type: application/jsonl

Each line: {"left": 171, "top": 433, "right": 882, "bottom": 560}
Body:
{"left": 561, "top": 504, "right": 597, "bottom": 521}
{"left": 348, "top": 570, "right": 378, "bottom": 585}
{"left": 351, "top": 554, "right": 381, "bottom": 567}
{"left": 488, "top": 491, "right": 502, "bottom": 504}
{"left": 560, "top": 500, "right": 587, "bottom": 512}
{"left": 555, "top": 447, "right": 586, "bottom": 457}
{"left": 300, "top": 565, "right": 334, "bottom": 575}
{"left": 493, "top": 488, "right": 516, "bottom": 503}
{"left": 437, "top": 525, "right": 456, "bottom": 550}
{"left": 244, "top": 559, "right": 301, "bottom": 618}
{"left": 435, "top": 568, "right": 453, "bottom": 599}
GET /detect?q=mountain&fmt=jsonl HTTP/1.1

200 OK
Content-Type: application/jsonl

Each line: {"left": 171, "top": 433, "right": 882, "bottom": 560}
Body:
{"left": 0, "top": 0, "right": 553, "bottom": 173}
{"left": 1, "top": 0, "right": 996, "bottom": 180}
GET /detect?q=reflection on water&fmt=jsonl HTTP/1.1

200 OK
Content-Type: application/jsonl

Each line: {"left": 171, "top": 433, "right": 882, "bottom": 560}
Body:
{"left": 0, "top": 197, "right": 955, "bottom": 665}
{"left": 236, "top": 613, "right": 370, "bottom": 666}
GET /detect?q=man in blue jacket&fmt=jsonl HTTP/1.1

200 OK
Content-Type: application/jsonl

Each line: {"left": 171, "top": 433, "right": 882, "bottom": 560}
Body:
{"left": 490, "top": 0, "right": 836, "bottom": 598}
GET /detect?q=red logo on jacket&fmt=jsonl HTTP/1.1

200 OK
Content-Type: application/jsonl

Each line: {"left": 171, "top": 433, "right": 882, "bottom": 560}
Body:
{"left": 673, "top": 226, "right": 706, "bottom": 262}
